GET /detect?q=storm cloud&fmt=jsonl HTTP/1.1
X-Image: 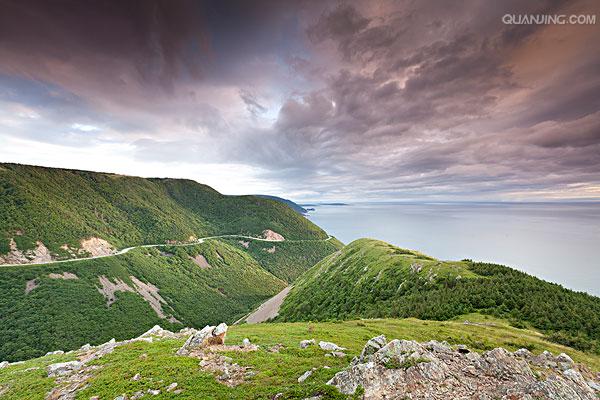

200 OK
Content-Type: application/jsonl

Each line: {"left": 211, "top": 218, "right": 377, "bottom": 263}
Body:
{"left": 0, "top": 0, "right": 599, "bottom": 200}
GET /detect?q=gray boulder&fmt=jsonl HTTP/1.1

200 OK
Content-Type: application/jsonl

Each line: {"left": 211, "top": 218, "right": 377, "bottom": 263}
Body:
{"left": 300, "top": 339, "right": 315, "bottom": 349}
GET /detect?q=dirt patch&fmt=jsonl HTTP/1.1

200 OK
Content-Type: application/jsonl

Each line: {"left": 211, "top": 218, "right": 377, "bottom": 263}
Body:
{"left": 96, "top": 276, "right": 135, "bottom": 306}
{"left": 0, "top": 239, "right": 53, "bottom": 265}
{"left": 261, "top": 229, "right": 285, "bottom": 241}
{"left": 263, "top": 246, "right": 276, "bottom": 254}
{"left": 79, "top": 237, "right": 114, "bottom": 257}
{"left": 191, "top": 254, "right": 211, "bottom": 269}
{"left": 96, "top": 275, "right": 179, "bottom": 322}
{"left": 25, "top": 279, "right": 39, "bottom": 294}
{"left": 48, "top": 272, "right": 79, "bottom": 280}
{"left": 238, "top": 241, "right": 250, "bottom": 248}
{"left": 130, "top": 276, "right": 180, "bottom": 323}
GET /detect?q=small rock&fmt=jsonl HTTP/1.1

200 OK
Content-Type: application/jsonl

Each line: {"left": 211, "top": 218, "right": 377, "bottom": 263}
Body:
{"left": 80, "top": 344, "right": 92, "bottom": 352}
{"left": 269, "top": 343, "right": 284, "bottom": 353}
{"left": 45, "top": 350, "right": 64, "bottom": 356}
{"left": 147, "top": 389, "right": 160, "bottom": 395}
{"left": 0, "top": 361, "right": 8, "bottom": 369}
{"left": 358, "top": 335, "right": 387, "bottom": 362}
{"left": 514, "top": 348, "right": 532, "bottom": 358}
{"left": 114, "top": 395, "right": 127, "bottom": 400}
{"left": 331, "top": 351, "right": 346, "bottom": 358}
{"left": 47, "top": 361, "right": 83, "bottom": 377}
{"left": 242, "top": 338, "right": 251, "bottom": 347}
{"left": 131, "top": 391, "right": 144, "bottom": 400}
{"left": 139, "top": 353, "right": 148, "bottom": 360}
{"left": 89, "top": 397, "right": 99, "bottom": 400}
{"left": 323, "top": 365, "right": 331, "bottom": 369}
{"left": 300, "top": 339, "right": 316, "bottom": 349}
{"left": 272, "top": 393, "right": 284, "bottom": 400}
{"left": 319, "top": 341, "right": 345, "bottom": 351}
{"left": 541, "top": 350, "right": 553, "bottom": 358}
{"left": 557, "top": 352, "right": 574, "bottom": 364}
{"left": 166, "top": 382, "right": 178, "bottom": 392}
{"left": 131, "top": 373, "right": 141, "bottom": 381}
{"left": 298, "top": 369, "right": 314, "bottom": 383}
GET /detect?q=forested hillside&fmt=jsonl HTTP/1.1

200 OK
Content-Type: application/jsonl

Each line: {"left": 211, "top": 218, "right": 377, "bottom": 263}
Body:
{"left": 278, "top": 239, "right": 600, "bottom": 354}
{"left": 220, "top": 237, "right": 343, "bottom": 282}
{"left": 0, "top": 163, "right": 327, "bottom": 262}
{"left": 0, "top": 240, "right": 286, "bottom": 362}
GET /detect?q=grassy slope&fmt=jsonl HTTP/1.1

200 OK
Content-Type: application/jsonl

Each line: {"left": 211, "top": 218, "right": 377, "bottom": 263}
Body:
{"left": 220, "top": 238, "right": 344, "bottom": 282}
{"left": 0, "top": 163, "right": 327, "bottom": 257}
{"left": 0, "top": 240, "right": 286, "bottom": 362}
{"left": 277, "top": 238, "right": 600, "bottom": 354}
{"left": 1, "top": 315, "right": 598, "bottom": 400}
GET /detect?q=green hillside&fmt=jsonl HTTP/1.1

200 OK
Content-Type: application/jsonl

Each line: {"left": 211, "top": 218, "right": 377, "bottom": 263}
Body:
{"left": 0, "top": 163, "right": 327, "bottom": 260}
{"left": 0, "top": 240, "right": 286, "bottom": 362}
{"left": 220, "top": 237, "right": 344, "bottom": 282}
{"left": 1, "top": 316, "right": 598, "bottom": 400}
{"left": 277, "top": 238, "right": 600, "bottom": 354}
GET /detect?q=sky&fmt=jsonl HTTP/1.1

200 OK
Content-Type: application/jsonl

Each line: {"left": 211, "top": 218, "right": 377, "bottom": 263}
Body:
{"left": 0, "top": 0, "right": 599, "bottom": 202}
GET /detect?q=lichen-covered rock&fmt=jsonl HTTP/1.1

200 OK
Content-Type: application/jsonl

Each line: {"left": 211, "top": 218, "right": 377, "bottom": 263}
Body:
{"left": 327, "top": 337, "right": 599, "bottom": 399}
{"left": 300, "top": 339, "right": 315, "bottom": 349}
{"left": 177, "top": 323, "right": 228, "bottom": 356}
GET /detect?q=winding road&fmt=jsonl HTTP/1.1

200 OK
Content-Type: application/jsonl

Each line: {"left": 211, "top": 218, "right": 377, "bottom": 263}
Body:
{"left": 0, "top": 234, "right": 333, "bottom": 268}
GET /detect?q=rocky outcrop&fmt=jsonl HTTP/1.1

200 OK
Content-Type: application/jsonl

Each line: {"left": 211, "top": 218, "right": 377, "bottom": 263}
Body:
{"left": 261, "top": 230, "right": 285, "bottom": 241}
{"left": 176, "top": 323, "right": 228, "bottom": 356}
{"left": 328, "top": 336, "right": 600, "bottom": 399}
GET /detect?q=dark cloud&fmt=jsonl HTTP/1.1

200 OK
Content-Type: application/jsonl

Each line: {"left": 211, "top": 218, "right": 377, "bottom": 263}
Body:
{"left": 0, "top": 0, "right": 599, "bottom": 200}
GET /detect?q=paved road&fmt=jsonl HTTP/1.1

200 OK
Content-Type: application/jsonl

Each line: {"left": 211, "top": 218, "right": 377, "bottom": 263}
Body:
{"left": 1, "top": 234, "right": 333, "bottom": 268}
{"left": 243, "top": 286, "right": 292, "bottom": 324}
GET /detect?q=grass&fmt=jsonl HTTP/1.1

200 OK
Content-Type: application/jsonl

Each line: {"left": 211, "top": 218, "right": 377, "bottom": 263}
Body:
{"left": 1, "top": 315, "right": 598, "bottom": 400}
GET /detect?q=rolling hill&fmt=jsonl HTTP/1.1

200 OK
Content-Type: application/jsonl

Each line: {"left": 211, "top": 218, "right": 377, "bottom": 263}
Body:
{"left": 0, "top": 163, "right": 328, "bottom": 264}
{"left": 277, "top": 238, "right": 600, "bottom": 354}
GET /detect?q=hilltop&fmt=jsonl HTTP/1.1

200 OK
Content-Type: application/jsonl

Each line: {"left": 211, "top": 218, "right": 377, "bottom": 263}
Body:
{"left": 277, "top": 238, "right": 600, "bottom": 354}
{"left": 0, "top": 163, "right": 328, "bottom": 265}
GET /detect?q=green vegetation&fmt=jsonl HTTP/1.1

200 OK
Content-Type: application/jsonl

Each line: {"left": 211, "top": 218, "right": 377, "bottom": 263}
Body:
{"left": 0, "top": 240, "right": 286, "bottom": 362}
{"left": 277, "top": 239, "right": 600, "bottom": 354}
{"left": 220, "top": 237, "right": 343, "bottom": 282}
{"left": 0, "top": 163, "right": 327, "bottom": 258}
{"left": 1, "top": 316, "right": 598, "bottom": 399}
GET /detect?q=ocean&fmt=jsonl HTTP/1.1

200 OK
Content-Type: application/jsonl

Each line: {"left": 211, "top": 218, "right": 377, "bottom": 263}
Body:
{"left": 305, "top": 202, "right": 600, "bottom": 296}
